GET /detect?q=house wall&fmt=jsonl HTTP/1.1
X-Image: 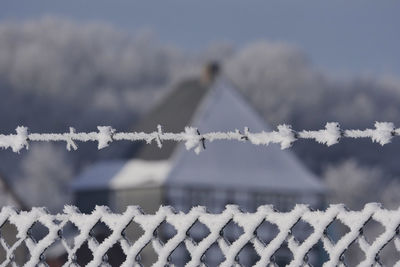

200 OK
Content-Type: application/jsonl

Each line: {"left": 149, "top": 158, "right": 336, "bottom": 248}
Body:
{"left": 111, "top": 186, "right": 163, "bottom": 214}
{"left": 165, "top": 185, "right": 325, "bottom": 212}
{"left": 75, "top": 189, "right": 111, "bottom": 213}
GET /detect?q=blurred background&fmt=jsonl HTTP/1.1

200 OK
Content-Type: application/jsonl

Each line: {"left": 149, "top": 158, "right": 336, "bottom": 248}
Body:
{"left": 0, "top": 1, "right": 400, "bottom": 266}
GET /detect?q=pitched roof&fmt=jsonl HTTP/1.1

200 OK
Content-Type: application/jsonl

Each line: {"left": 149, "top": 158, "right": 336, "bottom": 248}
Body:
{"left": 128, "top": 79, "right": 209, "bottom": 160}
{"left": 165, "top": 79, "right": 326, "bottom": 194}
{"left": 71, "top": 160, "right": 171, "bottom": 191}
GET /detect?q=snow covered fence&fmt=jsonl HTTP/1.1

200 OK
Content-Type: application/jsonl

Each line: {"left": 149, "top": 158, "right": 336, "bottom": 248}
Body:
{"left": 0, "top": 122, "right": 399, "bottom": 154}
{"left": 1, "top": 204, "right": 400, "bottom": 266}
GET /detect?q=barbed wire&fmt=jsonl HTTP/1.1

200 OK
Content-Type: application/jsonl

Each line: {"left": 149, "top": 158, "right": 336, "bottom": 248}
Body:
{"left": 0, "top": 122, "right": 398, "bottom": 154}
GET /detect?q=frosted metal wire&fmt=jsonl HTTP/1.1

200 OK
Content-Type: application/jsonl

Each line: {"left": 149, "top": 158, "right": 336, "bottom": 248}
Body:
{"left": 0, "top": 122, "right": 399, "bottom": 154}
{"left": 1, "top": 204, "right": 400, "bottom": 266}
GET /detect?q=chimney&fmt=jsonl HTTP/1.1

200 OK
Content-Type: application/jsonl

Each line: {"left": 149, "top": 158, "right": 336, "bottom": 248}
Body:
{"left": 201, "top": 61, "right": 220, "bottom": 85}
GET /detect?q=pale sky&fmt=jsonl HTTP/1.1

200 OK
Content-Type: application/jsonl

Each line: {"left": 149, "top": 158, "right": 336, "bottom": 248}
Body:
{"left": 1, "top": 0, "right": 399, "bottom": 76}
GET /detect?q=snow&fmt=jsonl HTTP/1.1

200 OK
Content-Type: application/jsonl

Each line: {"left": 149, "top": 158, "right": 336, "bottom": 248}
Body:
{"left": 1, "top": 121, "right": 400, "bottom": 153}
{"left": 345, "top": 121, "right": 395, "bottom": 146}
{"left": 299, "top": 122, "right": 341, "bottom": 146}
{"left": 0, "top": 126, "right": 28, "bottom": 153}
{"left": 239, "top": 124, "right": 296, "bottom": 149}
{"left": 71, "top": 161, "right": 125, "bottom": 191}
{"left": 1, "top": 204, "right": 400, "bottom": 266}
{"left": 110, "top": 160, "right": 171, "bottom": 189}
{"left": 96, "top": 126, "right": 115, "bottom": 149}
{"left": 71, "top": 160, "right": 171, "bottom": 191}
{"left": 183, "top": 127, "right": 204, "bottom": 154}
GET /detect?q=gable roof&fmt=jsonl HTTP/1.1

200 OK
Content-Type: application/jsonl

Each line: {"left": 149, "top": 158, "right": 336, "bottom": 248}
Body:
{"left": 71, "top": 160, "right": 171, "bottom": 191}
{"left": 165, "top": 79, "right": 326, "bottom": 194}
{"left": 129, "top": 79, "right": 209, "bottom": 160}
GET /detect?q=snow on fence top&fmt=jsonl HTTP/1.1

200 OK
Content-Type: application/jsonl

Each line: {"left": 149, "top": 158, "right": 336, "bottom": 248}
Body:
{"left": 1, "top": 204, "right": 400, "bottom": 266}
{"left": 0, "top": 122, "right": 398, "bottom": 154}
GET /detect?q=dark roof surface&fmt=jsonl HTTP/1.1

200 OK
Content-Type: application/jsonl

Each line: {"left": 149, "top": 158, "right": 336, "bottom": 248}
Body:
{"left": 129, "top": 78, "right": 209, "bottom": 160}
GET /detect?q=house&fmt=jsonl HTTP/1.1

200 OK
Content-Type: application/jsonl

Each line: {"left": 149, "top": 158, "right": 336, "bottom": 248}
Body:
{"left": 71, "top": 64, "right": 326, "bottom": 266}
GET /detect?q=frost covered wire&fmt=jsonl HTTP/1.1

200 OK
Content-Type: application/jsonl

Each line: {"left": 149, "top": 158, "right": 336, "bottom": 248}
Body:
{"left": 1, "top": 204, "right": 400, "bottom": 266}
{"left": 0, "top": 122, "right": 398, "bottom": 154}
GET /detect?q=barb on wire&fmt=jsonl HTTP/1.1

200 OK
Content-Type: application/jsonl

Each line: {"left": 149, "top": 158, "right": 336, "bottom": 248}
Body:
{"left": 0, "top": 122, "right": 398, "bottom": 154}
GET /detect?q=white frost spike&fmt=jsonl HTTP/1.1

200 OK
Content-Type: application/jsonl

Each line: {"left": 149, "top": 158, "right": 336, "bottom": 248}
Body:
{"left": 324, "top": 122, "right": 342, "bottom": 146}
{"left": 246, "top": 125, "right": 296, "bottom": 149}
{"left": 12, "top": 126, "right": 29, "bottom": 153}
{"left": 299, "top": 122, "right": 341, "bottom": 146}
{"left": 1, "top": 122, "right": 400, "bottom": 153}
{"left": 66, "top": 127, "right": 78, "bottom": 151}
{"left": 184, "top": 126, "right": 203, "bottom": 154}
{"left": 277, "top": 124, "right": 297, "bottom": 149}
{"left": 194, "top": 144, "right": 204, "bottom": 154}
{"left": 371, "top": 122, "right": 394, "bottom": 145}
{"left": 97, "top": 126, "right": 115, "bottom": 149}
{"left": 156, "top": 125, "right": 163, "bottom": 148}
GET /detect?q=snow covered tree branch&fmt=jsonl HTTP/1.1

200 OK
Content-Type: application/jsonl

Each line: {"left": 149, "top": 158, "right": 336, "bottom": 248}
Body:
{"left": 0, "top": 122, "right": 398, "bottom": 154}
